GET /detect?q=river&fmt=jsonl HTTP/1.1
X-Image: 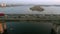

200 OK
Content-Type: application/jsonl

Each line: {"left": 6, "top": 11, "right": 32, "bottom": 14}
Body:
{"left": 0, "top": 5, "right": 60, "bottom": 14}
{"left": 6, "top": 21, "right": 52, "bottom": 34}
{"left": 0, "top": 5, "right": 60, "bottom": 34}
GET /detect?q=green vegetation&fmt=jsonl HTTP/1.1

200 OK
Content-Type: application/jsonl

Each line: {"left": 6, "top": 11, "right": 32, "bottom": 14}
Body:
{"left": 30, "top": 5, "right": 44, "bottom": 11}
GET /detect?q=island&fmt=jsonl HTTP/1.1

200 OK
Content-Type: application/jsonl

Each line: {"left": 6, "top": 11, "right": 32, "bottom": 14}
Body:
{"left": 30, "top": 5, "right": 44, "bottom": 11}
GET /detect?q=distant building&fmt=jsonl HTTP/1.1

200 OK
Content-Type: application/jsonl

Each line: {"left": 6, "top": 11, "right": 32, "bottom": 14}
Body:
{"left": 0, "top": 3, "right": 6, "bottom": 7}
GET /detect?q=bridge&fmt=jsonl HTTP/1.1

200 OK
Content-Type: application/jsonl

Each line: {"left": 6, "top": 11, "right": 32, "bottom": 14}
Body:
{"left": 0, "top": 14, "right": 60, "bottom": 23}
{"left": 0, "top": 14, "right": 60, "bottom": 34}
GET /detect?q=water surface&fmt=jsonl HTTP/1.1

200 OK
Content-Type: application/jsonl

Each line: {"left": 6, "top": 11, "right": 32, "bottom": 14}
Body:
{"left": 0, "top": 6, "right": 60, "bottom": 14}
{"left": 6, "top": 21, "right": 52, "bottom": 34}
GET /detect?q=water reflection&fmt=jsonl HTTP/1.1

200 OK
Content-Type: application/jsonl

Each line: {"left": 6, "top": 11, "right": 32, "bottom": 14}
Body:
{"left": 6, "top": 21, "right": 52, "bottom": 34}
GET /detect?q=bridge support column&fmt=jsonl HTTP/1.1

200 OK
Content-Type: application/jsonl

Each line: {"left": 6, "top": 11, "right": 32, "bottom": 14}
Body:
{"left": 0, "top": 23, "right": 4, "bottom": 34}
{"left": 52, "top": 23, "right": 60, "bottom": 34}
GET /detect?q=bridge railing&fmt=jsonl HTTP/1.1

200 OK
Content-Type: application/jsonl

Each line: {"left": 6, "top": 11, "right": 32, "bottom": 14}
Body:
{"left": 0, "top": 14, "right": 60, "bottom": 20}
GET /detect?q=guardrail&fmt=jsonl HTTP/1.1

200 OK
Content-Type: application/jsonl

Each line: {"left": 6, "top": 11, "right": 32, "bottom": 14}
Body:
{"left": 0, "top": 17, "right": 60, "bottom": 21}
{"left": 0, "top": 14, "right": 60, "bottom": 20}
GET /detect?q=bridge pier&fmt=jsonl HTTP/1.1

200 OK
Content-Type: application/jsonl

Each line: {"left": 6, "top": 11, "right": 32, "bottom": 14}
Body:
{"left": 0, "top": 21, "right": 7, "bottom": 34}
{"left": 52, "top": 23, "right": 60, "bottom": 34}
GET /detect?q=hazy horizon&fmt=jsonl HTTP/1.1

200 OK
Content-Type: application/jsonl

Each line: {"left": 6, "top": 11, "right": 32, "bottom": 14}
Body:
{"left": 0, "top": 0, "right": 60, "bottom": 5}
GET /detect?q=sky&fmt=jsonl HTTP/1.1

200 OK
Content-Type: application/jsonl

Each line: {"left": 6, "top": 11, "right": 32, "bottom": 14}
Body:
{"left": 0, "top": 0, "right": 60, "bottom": 5}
